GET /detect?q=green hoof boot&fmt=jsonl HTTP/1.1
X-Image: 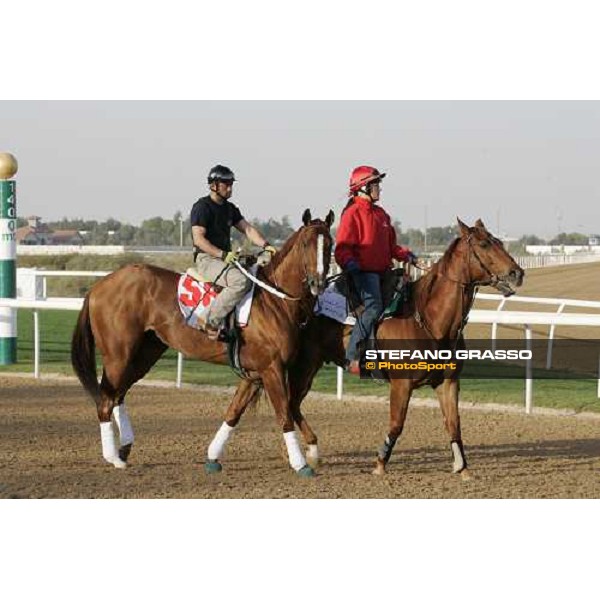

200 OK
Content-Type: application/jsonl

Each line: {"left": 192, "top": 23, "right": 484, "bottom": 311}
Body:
{"left": 297, "top": 465, "right": 316, "bottom": 477}
{"left": 204, "top": 460, "right": 223, "bottom": 474}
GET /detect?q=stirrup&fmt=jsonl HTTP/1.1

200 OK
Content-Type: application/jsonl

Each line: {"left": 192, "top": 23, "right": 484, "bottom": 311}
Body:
{"left": 206, "top": 327, "right": 222, "bottom": 342}
{"left": 197, "top": 315, "right": 220, "bottom": 340}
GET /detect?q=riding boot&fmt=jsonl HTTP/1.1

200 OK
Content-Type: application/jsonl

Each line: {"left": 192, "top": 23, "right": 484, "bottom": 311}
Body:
{"left": 344, "top": 359, "right": 361, "bottom": 375}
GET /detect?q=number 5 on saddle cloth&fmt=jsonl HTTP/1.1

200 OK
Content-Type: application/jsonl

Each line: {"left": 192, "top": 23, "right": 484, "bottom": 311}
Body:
{"left": 176, "top": 261, "right": 257, "bottom": 330}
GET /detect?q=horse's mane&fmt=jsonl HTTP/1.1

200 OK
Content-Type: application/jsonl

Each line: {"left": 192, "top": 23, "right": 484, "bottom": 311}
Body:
{"left": 414, "top": 237, "right": 462, "bottom": 302}
{"left": 261, "top": 227, "right": 303, "bottom": 276}
{"left": 261, "top": 220, "right": 329, "bottom": 277}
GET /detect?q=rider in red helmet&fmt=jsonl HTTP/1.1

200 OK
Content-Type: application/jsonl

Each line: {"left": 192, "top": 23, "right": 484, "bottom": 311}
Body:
{"left": 335, "top": 166, "right": 418, "bottom": 374}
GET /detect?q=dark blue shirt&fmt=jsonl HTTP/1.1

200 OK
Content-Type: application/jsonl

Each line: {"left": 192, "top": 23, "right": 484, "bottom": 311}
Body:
{"left": 190, "top": 195, "right": 244, "bottom": 252}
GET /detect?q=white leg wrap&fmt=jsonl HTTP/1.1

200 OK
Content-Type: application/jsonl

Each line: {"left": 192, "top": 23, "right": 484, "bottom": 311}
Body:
{"left": 451, "top": 441, "right": 465, "bottom": 473}
{"left": 207, "top": 421, "right": 235, "bottom": 461}
{"left": 284, "top": 430, "right": 307, "bottom": 472}
{"left": 307, "top": 444, "right": 319, "bottom": 461}
{"left": 113, "top": 404, "right": 134, "bottom": 446}
{"left": 100, "top": 422, "right": 126, "bottom": 468}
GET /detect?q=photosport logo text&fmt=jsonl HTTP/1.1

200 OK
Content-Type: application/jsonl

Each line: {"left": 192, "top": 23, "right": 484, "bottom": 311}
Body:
{"left": 363, "top": 348, "right": 532, "bottom": 374}
{"left": 358, "top": 338, "right": 600, "bottom": 380}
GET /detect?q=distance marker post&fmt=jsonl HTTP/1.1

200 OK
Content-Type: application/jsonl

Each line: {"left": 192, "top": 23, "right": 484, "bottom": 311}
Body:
{"left": 0, "top": 152, "right": 18, "bottom": 365}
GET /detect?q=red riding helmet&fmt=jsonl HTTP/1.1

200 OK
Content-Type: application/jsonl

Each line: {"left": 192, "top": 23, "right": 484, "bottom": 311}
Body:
{"left": 349, "top": 165, "right": 386, "bottom": 195}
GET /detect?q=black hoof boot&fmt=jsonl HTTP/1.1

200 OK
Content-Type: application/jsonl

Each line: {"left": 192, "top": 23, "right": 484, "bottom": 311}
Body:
{"left": 119, "top": 443, "right": 133, "bottom": 462}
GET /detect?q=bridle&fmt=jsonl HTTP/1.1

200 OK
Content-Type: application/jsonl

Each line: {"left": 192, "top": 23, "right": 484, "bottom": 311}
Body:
{"left": 417, "top": 233, "right": 503, "bottom": 288}
{"left": 254, "top": 222, "right": 331, "bottom": 303}
{"left": 413, "top": 233, "right": 503, "bottom": 341}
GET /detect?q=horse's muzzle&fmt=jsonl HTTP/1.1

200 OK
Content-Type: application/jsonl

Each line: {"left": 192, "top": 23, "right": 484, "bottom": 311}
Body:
{"left": 495, "top": 267, "right": 525, "bottom": 297}
{"left": 507, "top": 267, "right": 524, "bottom": 288}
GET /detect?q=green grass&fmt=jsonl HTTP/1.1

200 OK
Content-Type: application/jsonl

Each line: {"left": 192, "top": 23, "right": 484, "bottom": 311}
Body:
{"left": 2, "top": 309, "right": 599, "bottom": 413}
{"left": 4, "top": 308, "right": 238, "bottom": 384}
{"left": 312, "top": 365, "right": 600, "bottom": 413}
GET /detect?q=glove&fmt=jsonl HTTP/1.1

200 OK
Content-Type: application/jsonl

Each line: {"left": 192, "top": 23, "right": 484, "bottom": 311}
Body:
{"left": 256, "top": 243, "right": 277, "bottom": 267}
{"left": 344, "top": 259, "right": 360, "bottom": 274}
{"left": 221, "top": 250, "right": 238, "bottom": 265}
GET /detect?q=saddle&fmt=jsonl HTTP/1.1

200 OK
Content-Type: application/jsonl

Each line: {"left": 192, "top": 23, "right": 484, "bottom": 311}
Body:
{"left": 177, "top": 255, "right": 258, "bottom": 377}
{"left": 334, "top": 267, "right": 412, "bottom": 320}
{"left": 180, "top": 254, "right": 257, "bottom": 328}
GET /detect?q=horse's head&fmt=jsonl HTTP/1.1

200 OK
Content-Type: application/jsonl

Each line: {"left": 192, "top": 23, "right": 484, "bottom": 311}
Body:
{"left": 457, "top": 217, "right": 524, "bottom": 296}
{"left": 298, "top": 208, "right": 335, "bottom": 296}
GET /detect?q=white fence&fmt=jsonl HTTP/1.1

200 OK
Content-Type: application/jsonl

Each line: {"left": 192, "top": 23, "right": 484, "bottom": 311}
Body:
{"left": 475, "top": 292, "right": 600, "bottom": 369}
{"left": 17, "top": 269, "right": 111, "bottom": 300}
{"left": 335, "top": 308, "right": 600, "bottom": 413}
{"left": 515, "top": 253, "right": 600, "bottom": 269}
{"left": 419, "top": 252, "right": 600, "bottom": 271}
{"left": 3, "top": 270, "right": 600, "bottom": 414}
{"left": 17, "top": 245, "right": 126, "bottom": 256}
{"left": 0, "top": 296, "right": 83, "bottom": 379}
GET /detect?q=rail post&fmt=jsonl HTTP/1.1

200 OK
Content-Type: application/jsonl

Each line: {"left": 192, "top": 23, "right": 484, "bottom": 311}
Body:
{"left": 525, "top": 324, "right": 533, "bottom": 414}
{"left": 336, "top": 366, "right": 344, "bottom": 400}
{"left": 0, "top": 152, "right": 18, "bottom": 365}
{"left": 597, "top": 354, "right": 600, "bottom": 399}
{"left": 176, "top": 352, "right": 183, "bottom": 388}
{"left": 546, "top": 302, "right": 565, "bottom": 369}
{"left": 33, "top": 309, "right": 40, "bottom": 378}
{"left": 491, "top": 297, "right": 507, "bottom": 352}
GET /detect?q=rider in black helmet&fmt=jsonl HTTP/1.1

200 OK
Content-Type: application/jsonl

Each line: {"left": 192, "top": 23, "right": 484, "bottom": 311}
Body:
{"left": 190, "top": 165, "right": 277, "bottom": 339}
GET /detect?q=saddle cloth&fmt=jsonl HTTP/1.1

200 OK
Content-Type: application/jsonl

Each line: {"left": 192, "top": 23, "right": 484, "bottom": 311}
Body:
{"left": 314, "top": 271, "right": 411, "bottom": 326}
{"left": 314, "top": 285, "right": 356, "bottom": 325}
{"left": 177, "top": 267, "right": 256, "bottom": 330}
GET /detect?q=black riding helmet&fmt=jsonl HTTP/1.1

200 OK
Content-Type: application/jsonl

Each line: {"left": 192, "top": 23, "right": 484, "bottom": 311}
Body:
{"left": 208, "top": 165, "right": 236, "bottom": 185}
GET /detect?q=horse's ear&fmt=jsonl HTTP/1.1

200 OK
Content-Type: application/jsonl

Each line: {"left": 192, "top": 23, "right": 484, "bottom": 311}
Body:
{"left": 474, "top": 218, "right": 486, "bottom": 230}
{"left": 457, "top": 217, "right": 470, "bottom": 237}
{"left": 302, "top": 209, "right": 312, "bottom": 226}
{"left": 325, "top": 209, "right": 335, "bottom": 229}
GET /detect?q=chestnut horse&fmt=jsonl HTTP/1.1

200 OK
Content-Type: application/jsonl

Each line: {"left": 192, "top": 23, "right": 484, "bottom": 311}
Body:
{"left": 282, "top": 218, "right": 524, "bottom": 478}
{"left": 71, "top": 209, "right": 334, "bottom": 476}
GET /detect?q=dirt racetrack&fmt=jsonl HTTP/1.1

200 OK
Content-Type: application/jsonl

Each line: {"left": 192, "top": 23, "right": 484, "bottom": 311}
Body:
{"left": 1, "top": 375, "right": 599, "bottom": 499}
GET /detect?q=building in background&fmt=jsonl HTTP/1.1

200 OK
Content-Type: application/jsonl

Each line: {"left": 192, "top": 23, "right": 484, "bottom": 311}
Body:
{"left": 16, "top": 216, "right": 84, "bottom": 245}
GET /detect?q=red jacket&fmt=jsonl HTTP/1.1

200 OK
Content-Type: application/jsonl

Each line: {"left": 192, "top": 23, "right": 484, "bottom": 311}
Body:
{"left": 334, "top": 197, "right": 412, "bottom": 273}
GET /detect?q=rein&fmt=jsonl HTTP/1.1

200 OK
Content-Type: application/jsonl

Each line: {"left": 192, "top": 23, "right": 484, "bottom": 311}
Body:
{"left": 414, "top": 234, "right": 498, "bottom": 287}
{"left": 245, "top": 223, "right": 330, "bottom": 304}
{"left": 233, "top": 259, "right": 300, "bottom": 301}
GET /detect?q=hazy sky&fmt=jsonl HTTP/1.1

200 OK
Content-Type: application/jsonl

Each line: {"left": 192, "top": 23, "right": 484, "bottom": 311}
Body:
{"left": 1, "top": 101, "right": 598, "bottom": 238}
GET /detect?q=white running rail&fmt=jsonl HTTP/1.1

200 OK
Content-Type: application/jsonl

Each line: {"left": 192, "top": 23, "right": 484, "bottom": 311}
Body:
{"left": 4, "top": 270, "right": 600, "bottom": 414}
{"left": 3, "top": 296, "right": 600, "bottom": 414}
{"left": 476, "top": 292, "right": 600, "bottom": 369}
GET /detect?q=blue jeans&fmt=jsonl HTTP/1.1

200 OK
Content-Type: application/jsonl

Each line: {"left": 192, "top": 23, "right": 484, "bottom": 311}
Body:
{"left": 346, "top": 272, "right": 383, "bottom": 362}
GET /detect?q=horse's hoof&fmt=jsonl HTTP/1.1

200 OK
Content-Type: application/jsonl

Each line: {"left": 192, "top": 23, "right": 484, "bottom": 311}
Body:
{"left": 104, "top": 455, "right": 127, "bottom": 469}
{"left": 372, "top": 460, "right": 386, "bottom": 476}
{"left": 204, "top": 460, "right": 223, "bottom": 474}
{"left": 460, "top": 468, "right": 472, "bottom": 482}
{"left": 297, "top": 465, "right": 316, "bottom": 477}
{"left": 306, "top": 456, "right": 320, "bottom": 470}
{"left": 119, "top": 443, "right": 133, "bottom": 462}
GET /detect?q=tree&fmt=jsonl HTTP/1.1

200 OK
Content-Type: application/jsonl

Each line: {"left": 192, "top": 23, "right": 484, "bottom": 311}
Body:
{"left": 549, "top": 232, "right": 588, "bottom": 245}
{"left": 518, "top": 234, "right": 546, "bottom": 246}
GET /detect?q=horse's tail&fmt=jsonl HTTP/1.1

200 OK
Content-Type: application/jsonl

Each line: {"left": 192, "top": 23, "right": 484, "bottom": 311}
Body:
{"left": 71, "top": 294, "right": 100, "bottom": 400}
